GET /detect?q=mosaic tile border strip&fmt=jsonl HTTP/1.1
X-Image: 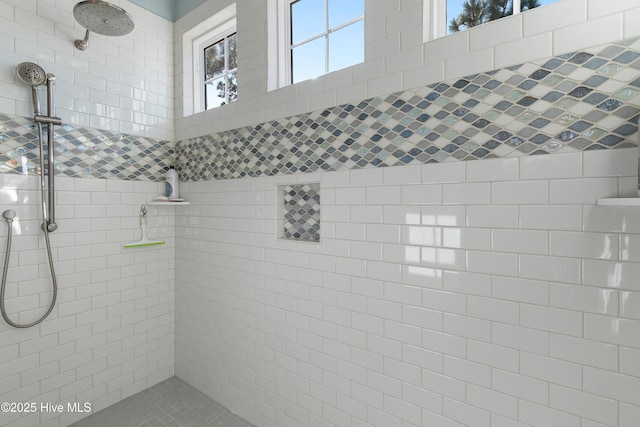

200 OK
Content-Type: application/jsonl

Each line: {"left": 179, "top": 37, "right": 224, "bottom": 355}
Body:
{"left": 2, "top": 39, "right": 639, "bottom": 183}
{"left": 0, "top": 115, "right": 174, "bottom": 181}
{"left": 282, "top": 183, "right": 320, "bottom": 242}
{"left": 176, "top": 38, "right": 640, "bottom": 182}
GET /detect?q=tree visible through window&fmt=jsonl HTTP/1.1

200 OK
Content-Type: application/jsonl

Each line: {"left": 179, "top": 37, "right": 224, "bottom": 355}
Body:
{"left": 204, "top": 32, "right": 237, "bottom": 109}
{"left": 289, "top": 0, "right": 364, "bottom": 84}
{"left": 448, "top": 0, "right": 542, "bottom": 33}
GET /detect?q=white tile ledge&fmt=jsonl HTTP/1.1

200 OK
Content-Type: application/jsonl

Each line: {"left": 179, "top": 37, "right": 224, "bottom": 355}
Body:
{"left": 597, "top": 198, "right": 640, "bottom": 206}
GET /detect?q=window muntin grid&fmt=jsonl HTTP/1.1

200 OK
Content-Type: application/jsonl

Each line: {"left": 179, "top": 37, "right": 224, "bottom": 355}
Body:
{"left": 288, "top": 0, "right": 364, "bottom": 84}
{"left": 203, "top": 32, "right": 237, "bottom": 109}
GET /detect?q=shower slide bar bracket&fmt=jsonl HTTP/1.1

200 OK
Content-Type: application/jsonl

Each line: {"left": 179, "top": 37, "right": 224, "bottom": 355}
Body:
{"left": 34, "top": 115, "right": 62, "bottom": 126}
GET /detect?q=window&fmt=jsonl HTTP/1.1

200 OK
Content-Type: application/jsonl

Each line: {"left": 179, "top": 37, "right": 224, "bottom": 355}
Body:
{"left": 202, "top": 32, "right": 237, "bottom": 109}
{"left": 181, "top": 3, "right": 236, "bottom": 115}
{"left": 283, "top": 0, "right": 364, "bottom": 85}
{"left": 424, "top": 0, "right": 560, "bottom": 41}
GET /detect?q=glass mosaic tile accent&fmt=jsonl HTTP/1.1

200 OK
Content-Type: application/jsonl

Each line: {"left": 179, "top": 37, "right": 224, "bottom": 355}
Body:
{"left": 283, "top": 183, "right": 320, "bottom": 242}
{"left": 2, "top": 39, "right": 639, "bottom": 183}
{"left": 176, "top": 38, "right": 640, "bottom": 181}
{"left": 0, "top": 115, "right": 173, "bottom": 181}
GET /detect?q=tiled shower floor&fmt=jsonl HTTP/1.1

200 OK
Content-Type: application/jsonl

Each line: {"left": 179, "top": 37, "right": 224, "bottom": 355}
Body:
{"left": 70, "top": 377, "right": 255, "bottom": 427}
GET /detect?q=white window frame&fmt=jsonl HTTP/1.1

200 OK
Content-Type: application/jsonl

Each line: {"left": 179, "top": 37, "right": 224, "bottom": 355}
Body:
{"left": 193, "top": 20, "right": 236, "bottom": 112}
{"left": 271, "top": 0, "right": 364, "bottom": 88}
{"left": 423, "top": 0, "right": 447, "bottom": 42}
{"left": 181, "top": 3, "right": 236, "bottom": 116}
{"left": 423, "top": 0, "right": 523, "bottom": 42}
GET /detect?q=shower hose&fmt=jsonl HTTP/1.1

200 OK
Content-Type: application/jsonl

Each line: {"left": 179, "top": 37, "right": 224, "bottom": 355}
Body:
{"left": 0, "top": 122, "right": 57, "bottom": 328}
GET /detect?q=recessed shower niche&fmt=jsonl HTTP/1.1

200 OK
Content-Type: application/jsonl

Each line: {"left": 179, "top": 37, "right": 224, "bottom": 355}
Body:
{"left": 277, "top": 183, "right": 321, "bottom": 242}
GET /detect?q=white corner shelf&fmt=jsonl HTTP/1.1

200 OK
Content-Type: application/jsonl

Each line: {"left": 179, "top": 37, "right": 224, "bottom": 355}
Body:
{"left": 597, "top": 198, "right": 640, "bottom": 207}
{"left": 147, "top": 201, "right": 190, "bottom": 206}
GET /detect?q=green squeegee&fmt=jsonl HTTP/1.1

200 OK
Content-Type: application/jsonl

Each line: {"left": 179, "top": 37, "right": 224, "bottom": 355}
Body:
{"left": 124, "top": 205, "right": 165, "bottom": 248}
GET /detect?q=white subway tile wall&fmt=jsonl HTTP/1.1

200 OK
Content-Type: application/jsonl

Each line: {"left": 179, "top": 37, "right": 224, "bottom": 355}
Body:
{"left": 176, "top": 147, "right": 640, "bottom": 427}
{"left": 0, "top": 0, "right": 174, "bottom": 140}
{"left": 0, "top": 5, "right": 175, "bottom": 422}
{"left": 0, "top": 175, "right": 175, "bottom": 426}
{"left": 0, "top": 0, "right": 639, "bottom": 426}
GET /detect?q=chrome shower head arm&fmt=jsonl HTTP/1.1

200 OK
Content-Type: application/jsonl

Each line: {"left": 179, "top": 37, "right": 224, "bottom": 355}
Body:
{"left": 75, "top": 29, "right": 90, "bottom": 51}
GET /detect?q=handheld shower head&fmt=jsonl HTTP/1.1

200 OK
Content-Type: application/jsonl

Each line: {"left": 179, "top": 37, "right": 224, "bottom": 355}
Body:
{"left": 16, "top": 62, "right": 47, "bottom": 115}
{"left": 73, "top": 0, "right": 135, "bottom": 50}
{"left": 2, "top": 210, "right": 16, "bottom": 221}
{"left": 16, "top": 62, "right": 47, "bottom": 87}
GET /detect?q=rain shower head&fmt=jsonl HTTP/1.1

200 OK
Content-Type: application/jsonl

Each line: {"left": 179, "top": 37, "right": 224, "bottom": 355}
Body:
{"left": 15, "top": 62, "right": 47, "bottom": 87}
{"left": 73, "top": 0, "right": 134, "bottom": 50}
{"left": 74, "top": 0, "right": 134, "bottom": 36}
